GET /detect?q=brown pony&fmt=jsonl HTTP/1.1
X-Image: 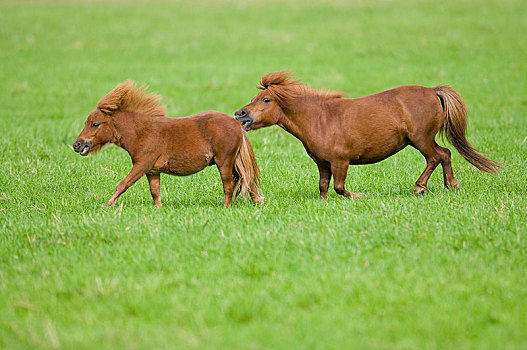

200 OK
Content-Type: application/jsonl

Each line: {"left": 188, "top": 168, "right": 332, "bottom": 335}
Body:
{"left": 235, "top": 71, "right": 500, "bottom": 199}
{"left": 73, "top": 80, "right": 262, "bottom": 207}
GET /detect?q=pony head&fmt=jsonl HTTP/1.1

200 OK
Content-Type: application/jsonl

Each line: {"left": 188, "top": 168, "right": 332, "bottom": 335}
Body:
{"left": 73, "top": 107, "right": 116, "bottom": 156}
{"left": 73, "top": 80, "right": 165, "bottom": 156}
{"left": 234, "top": 71, "right": 343, "bottom": 131}
{"left": 234, "top": 71, "right": 297, "bottom": 131}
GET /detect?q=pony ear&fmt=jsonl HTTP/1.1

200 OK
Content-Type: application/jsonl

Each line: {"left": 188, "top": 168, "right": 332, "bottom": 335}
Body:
{"left": 97, "top": 97, "right": 120, "bottom": 116}
{"left": 259, "top": 71, "right": 297, "bottom": 89}
{"left": 98, "top": 107, "right": 114, "bottom": 115}
{"left": 96, "top": 80, "right": 135, "bottom": 116}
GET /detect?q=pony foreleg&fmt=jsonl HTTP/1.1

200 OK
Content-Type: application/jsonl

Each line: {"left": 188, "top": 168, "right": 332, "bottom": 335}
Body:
{"left": 330, "top": 161, "right": 365, "bottom": 199}
{"left": 331, "top": 161, "right": 352, "bottom": 198}
{"left": 147, "top": 174, "right": 161, "bottom": 207}
{"left": 102, "top": 164, "right": 148, "bottom": 207}
{"left": 317, "top": 164, "right": 332, "bottom": 200}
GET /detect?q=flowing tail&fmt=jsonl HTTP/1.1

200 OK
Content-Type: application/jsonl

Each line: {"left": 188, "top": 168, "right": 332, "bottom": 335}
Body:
{"left": 233, "top": 131, "right": 264, "bottom": 203}
{"left": 435, "top": 85, "right": 501, "bottom": 173}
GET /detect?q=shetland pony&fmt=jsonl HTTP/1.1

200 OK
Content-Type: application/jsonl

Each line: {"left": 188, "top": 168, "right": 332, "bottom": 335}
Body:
{"left": 235, "top": 71, "right": 500, "bottom": 199}
{"left": 73, "top": 81, "right": 262, "bottom": 207}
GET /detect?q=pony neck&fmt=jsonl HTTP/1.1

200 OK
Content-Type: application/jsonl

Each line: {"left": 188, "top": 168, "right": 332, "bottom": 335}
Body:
{"left": 111, "top": 111, "right": 153, "bottom": 159}
{"left": 277, "top": 99, "right": 325, "bottom": 143}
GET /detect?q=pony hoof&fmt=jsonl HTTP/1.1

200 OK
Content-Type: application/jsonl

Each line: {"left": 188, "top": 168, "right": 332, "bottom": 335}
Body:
{"left": 351, "top": 192, "right": 366, "bottom": 199}
{"left": 413, "top": 188, "right": 426, "bottom": 196}
{"left": 447, "top": 181, "right": 461, "bottom": 191}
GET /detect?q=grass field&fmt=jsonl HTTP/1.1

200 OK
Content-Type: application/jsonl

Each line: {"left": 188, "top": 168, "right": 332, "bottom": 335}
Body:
{"left": 1, "top": 0, "right": 526, "bottom": 348}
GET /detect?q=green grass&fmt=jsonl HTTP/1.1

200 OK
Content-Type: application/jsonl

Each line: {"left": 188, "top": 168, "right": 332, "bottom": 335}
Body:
{"left": 1, "top": 0, "right": 526, "bottom": 348}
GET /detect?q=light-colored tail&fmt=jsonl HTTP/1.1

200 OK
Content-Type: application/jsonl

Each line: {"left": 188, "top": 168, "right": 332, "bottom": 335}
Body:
{"left": 436, "top": 85, "right": 501, "bottom": 174}
{"left": 233, "top": 132, "right": 263, "bottom": 203}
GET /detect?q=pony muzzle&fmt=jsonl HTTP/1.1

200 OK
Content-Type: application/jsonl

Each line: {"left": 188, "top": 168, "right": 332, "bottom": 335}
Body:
{"left": 234, "top": 109, "right": 253, "bottom": 131}
{"left": 73, "top": 140, "right": 92, "bottom": 156}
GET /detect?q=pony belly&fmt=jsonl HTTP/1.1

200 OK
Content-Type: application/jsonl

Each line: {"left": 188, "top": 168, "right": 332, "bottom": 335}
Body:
{"left": 156, "top": 152, "right": 213, "bottom": 176}
{"left": 348, "top": 144, "right": 408, "bottom": 165}
{"left": 349, "top": 154, "right": 393, "bottom": 165}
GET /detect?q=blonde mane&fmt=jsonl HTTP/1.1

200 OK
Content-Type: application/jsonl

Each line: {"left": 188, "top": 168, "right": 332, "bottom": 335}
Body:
{"left": 97, "top": 80, "right": 166, "bottom": 117}
{"left": 258, "top": 71, "right": 344, "bottom": 108}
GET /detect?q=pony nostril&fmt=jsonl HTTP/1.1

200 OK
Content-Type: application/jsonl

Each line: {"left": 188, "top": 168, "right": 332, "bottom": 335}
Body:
{"left": 73, "top": 141, "right": 83, "bottom": 151}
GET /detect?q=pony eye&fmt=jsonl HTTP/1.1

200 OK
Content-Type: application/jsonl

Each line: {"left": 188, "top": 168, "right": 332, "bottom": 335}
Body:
{"left": 263, "top": 98, "right": 271, "bottom": 103}
{"left": 92, "top": 122, "right": 100, "bottom": 128}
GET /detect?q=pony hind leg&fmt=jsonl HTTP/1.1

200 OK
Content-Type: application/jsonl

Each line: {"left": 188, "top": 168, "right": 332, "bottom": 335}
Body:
{"left": 231, "top": 167, "right": 262, "bottom": 204}
{"left": 249, "top": 182, "right": 264, "bottom": 204}
{"left": 435, "top": 143, "right": 460, "bottom": 190}
{"left": 412, "top": 143, "right": 441, "bottom": 195}
{"left": 216, "top": 159, "right": 236, "bottom": 208}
